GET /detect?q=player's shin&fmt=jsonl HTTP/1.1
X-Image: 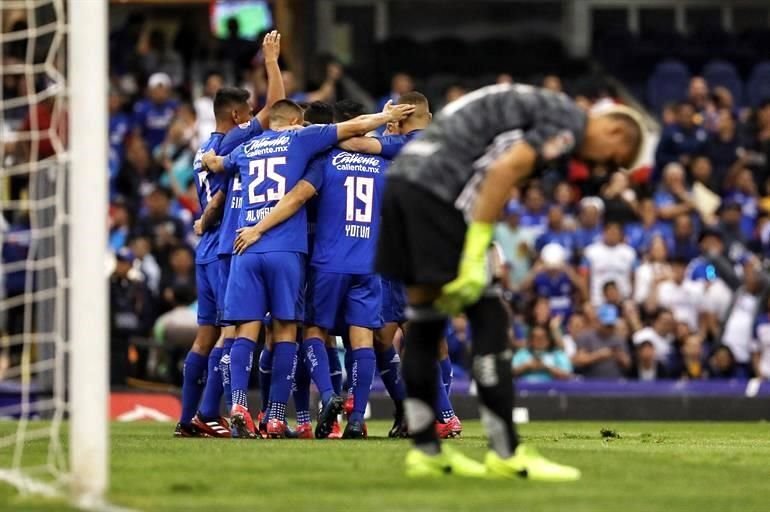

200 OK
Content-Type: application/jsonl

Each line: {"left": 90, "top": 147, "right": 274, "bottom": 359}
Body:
{"left": 258, "top": 344, "right": 273, "bottom": 415}
{"left": 179, "top": 326, "right": 219, "bottom": 425}
{"left": 220, "top": 335, "right": 235, "bottom": 411}
{"left": 230, "top": 336, "right": 257, "bottom": 410}
{"left": 292, "top": 346, "right": 312, "bottom": 426}
{"left": 402, "top": 304, "right": 446, "bottom": 454}
{"left": 466, "top": 297, "right": 519, "bottom": 459}
{"left": 326, "top": 337, "right": 343, "bottom": 395}
{"left": 349, "top": 327, "right": 376, "bottom": 425}
{"left": 267, "top": 341, "right": 297, "bottom": 424}
{"left": 302, "top": 333, "right": 336, "bottom": 405}
{"left": 197, "top": 343, "right": 224, "bottom": 420}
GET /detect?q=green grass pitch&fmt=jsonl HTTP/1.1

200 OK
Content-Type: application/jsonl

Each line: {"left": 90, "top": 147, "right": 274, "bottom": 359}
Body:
{"left": 1, "top": 420, "right": 769, "bottom": 511}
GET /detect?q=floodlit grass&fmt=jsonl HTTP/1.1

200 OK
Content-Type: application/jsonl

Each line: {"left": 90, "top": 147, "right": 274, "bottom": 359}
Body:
{"left": 1, "top": 420, "right": 769, "bottom": 511}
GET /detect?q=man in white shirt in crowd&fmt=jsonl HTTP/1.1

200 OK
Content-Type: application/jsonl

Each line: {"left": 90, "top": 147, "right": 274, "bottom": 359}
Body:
{"left": 582, "top": 221, "right": 636, "bottom": 307}
{"left": 194, "top": 71, "right": 224, "bottom": 145}
{"left": 722, "top": 263, "right": 767, "bottom": 376}
{"left": 631, "top": 308, "right": 675, "bottom": 363}
{"left": 654, "top": 256, "right": 703, "bottom": 333}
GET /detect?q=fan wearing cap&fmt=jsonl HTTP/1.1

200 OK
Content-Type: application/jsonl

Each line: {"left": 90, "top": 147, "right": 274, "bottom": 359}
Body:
{"left": 574, "top": 196, "right": 604, "bottom": 254}
{"left": 132, "top": 72, "right": 179, "bottom": 152}
{"left": 521, "top": 243, "right": 586, "bottom": 323}
{"left": 572, "top": 304, "right": 631, "bottom": 379}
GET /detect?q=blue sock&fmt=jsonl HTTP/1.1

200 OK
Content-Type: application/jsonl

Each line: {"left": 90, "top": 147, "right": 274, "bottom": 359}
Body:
{"left": 267, "top": 342, "right": 297, "bottom": 423}
{"left": 350, "top": 348, "right": 376, "bottom": 423}
{"left": 293, "top": 345, "right": 311, "bottom": 425}
{"left": 344, "top": 348, "right": 354, "bottom": 394}
{"left": 229, "top": 337, "right": 256, "bottom": 410}
{"left": 435, "top": 363, "right": 455, "bottom": 422}
{"left": 258, "top": 346, "right": 273, "bottom": 414}
{"left": 220, "top": 338, "right": 235, "bottom": 411}
{"left": 327, "top": 345, "right": 343, "bottom": 395}
{"left": 377, "top": 346, "right": 406, "bottom": 407}
{"left": 440, "top": 357, "right": 453, "bottom": 396}
{"left": 302, "top": 337, "right": 334, "bottom": 404}
{"left": 180, "top": 351, "right": 207, "bottom": 424}
{"left": 198, "top": 347, "right": 224, "bottom": 419}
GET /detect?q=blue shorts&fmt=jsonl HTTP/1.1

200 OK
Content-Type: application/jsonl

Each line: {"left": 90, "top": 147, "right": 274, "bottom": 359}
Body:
{"left": 381, "top": 277, "right": 407, "bottom": 325}
{"left": 305, "top": 269, "right": 383, "bottom": 330}
{"left": 217, "top": 254, "right": 232, "bottom": 324}
{"left": 224, "top": 251, "right": 306, "bottom": 323}
{"left": 196, "top": 260, "right": 220, "bottom": 326}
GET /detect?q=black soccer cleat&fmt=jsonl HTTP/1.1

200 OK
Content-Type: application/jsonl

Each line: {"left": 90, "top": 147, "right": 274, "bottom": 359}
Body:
{"left": 342, "top": 419, "right": 368, "bottom": 439}
{"left": 388, "top": 412, "right": 409, "bottom": 439}
{"left": 173, "top": 422, "right": 203, "bottom": 438}
{"left": 315, "top": 395, "right": 344, "bottom": 439}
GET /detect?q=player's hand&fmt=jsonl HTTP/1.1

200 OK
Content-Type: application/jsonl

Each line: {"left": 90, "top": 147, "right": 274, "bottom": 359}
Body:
{"left": 201, "top": 149, "right": 216, "bottom": 170}
{"left": 234, "top": 226, "right": 262, "bottom": 254}
{"left": 382, "top": 100, "right": 416, "bottom": 122}
{"left": 262, "top": 30, "right": 281, "bottom": 63}
{"left": 435, "top": 222, "right": 494, "bottom": 315}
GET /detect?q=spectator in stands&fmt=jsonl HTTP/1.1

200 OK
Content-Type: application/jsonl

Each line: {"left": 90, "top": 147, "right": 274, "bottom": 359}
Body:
{"left": 494, "top": 200, "right": 533, "bottom": 288}
{"left": 220, "top": 17, "right": 257, "bottom": 73}
{"left": 632, "top": 308, "right": 675, "bottom": 363}
{"left": 152, "top": 282, "right": 197, "bottom": 382}
{"left": 513, "top": 325, "right": 572, "bottom": 383}
{"left": 110, "top": 247, "right": 152, "bottom": 386}
{"left": 139, "top": 29, "right": 184, "bottom": 86}
{"left": 159, "top": 244, "right": 195, "bottom": 313}
{"left": 707, "top": 345, "right": 740, "bottom": 379}
{"left": 376, "top": 72, "right": 414, "bottom": 111}
{"left": 626, "top": 199, "right": 673, "bottom": 256}
{"left": 716, "top": 201, "right": 748, "bottom": 249}
{"left": 655, "top": 163, "right": 696, "bottom": 224}
{"left": 552, "top": 181, "right": 577, "bottom": 226}
{"left": 574, "top": 197, "right": 604, "bottom": 253}
{"left": 629, "top": 340, "right": 669, "bottom": 381}
{"left": 132, "top": 72, "right": 179, "bottom": 152}
{"left": 654, "top": 102, "right": 708, "bottom": 178}
{"left": 676, "top": 334, "right": 707, "bottom": 380}
{"left": 706, "top": 109, "right": 742, "bottom": 186}
{"left": 445, "top": 315, "right": 471, "bottom": 379}
{"left": 194, "top": 71, "right": 223, "bottom": 144}
{"left": 582, "top": 221, "right": 636, "bottom": 306}
{"left": 561, "top": 311, "right": 588, "bottom": 359}
{"left": 573, "top": 304, "right": 631, "bottom": 379}
{"left": 157, "top": 115, "right": 197, "bottom": 201}
{"left": 633, "top": 235, "right": 673, "bottom": 307}
{"left": 535, "top": 205, "right": 577, "bottom": 258}
{"left": 720, "top": 263, "right": 767, "bottom": 376}
{"left": 134, "top": 186, "right": 187, "bottom": 267}
{"left": 109, "top": 86, "right": 131, "bottom": 199}
{"left": 129, "top": 235, "right": 161, "bottom": 297}
{"left": 115, "top": 136, "right": 158, "bottom": 211}
{"left": 109, "top": 200, "right": 132, "bottom": 252}
{"left": 542, "top": 75, "right": 563, "bottom": 93}
{"left": 751, "top": 295, "right": 770, "bottom": 380}
{"left": 443, "top": 82, "right": 468, "bottom": 106}
{"left": 520, "top": 183, "right": 549, "bottom": 239}
{"left": 652, "top": 256, "right": 702, "bottom": 334}
{"left": 690, "top": 155, "right": 717, "bottom": 193}
{"left": 523, "top": 243, "right": 585, "bottom": 322}
{"left": 600, "top": 171, "right": 637, "bottom": 226}
{"left": 743, "top": 99, "right": 770, "bottom": 184}
{"left": 687, "top": 76, "right": 710, "bottom": 114}
{"left": 670, "top": 213, "right": 700, "bottom": 261}
{"left": 723, "top": 169, "right": 759, "bottom": 240}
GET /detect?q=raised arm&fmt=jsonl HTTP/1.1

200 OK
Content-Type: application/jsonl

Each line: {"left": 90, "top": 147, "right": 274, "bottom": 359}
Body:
{"left": 233, "top": 180, "right": 318, "bottom": 254}
{"left": 335, "top": 101, "right": 415, "bottom": 141}
{"left": 256, "top": 31, "right": 285, "bottom": 129}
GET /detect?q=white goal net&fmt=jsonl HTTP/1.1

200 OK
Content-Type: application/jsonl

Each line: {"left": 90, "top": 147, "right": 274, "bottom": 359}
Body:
{"left": 0, "top": 0, "right": 108, "bottom": 507}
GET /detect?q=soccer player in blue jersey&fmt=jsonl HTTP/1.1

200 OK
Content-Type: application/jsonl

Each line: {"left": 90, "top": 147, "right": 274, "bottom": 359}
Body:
{"left": 174, "top": 31, "right": 284, "bottom": 438}
{"left": 203, "top": 99, "right": 415, "bottom": 438}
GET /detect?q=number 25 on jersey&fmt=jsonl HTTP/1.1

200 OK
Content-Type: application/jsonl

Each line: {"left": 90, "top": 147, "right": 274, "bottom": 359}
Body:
{"left": 248, "top": 157, "right": 286, "bottom": 204}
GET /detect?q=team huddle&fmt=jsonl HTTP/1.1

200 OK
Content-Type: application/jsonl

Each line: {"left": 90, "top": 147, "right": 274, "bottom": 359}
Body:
{"left": 175, "top": 30, "right": 645, "bottom": 481}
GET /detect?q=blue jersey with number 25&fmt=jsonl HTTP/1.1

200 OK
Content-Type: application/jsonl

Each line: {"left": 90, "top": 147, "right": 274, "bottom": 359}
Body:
{"left": 223, "top": 124, "right": 338, "bottom": 254}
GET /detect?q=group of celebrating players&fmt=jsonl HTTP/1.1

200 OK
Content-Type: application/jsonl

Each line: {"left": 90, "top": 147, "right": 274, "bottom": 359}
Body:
{"left": 174, "top": 29, "right": 646, "bottom": 481}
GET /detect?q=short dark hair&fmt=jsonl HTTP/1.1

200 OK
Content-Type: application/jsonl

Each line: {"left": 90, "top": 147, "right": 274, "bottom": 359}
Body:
{"left": 213, "top": 87, "right": 250, "bottom": 121}
{"left": 397, "top": 91, "right": 429, "bottom": 109}
{"left": 269, "top": 99, "right": 304, "bottom": 123}
{"left": 304, "top": 101, "right": 334, "bottom": 124}
{"left": 602, "top": 280, "right": 618, "bottom": 293}
{"left": 333, "top": 99, "right": 365, "bottom": 122}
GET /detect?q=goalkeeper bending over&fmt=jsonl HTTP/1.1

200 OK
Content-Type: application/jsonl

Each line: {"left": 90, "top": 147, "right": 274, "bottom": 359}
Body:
{"left": 375, "top": 84, "right": 645, "bottom": 480}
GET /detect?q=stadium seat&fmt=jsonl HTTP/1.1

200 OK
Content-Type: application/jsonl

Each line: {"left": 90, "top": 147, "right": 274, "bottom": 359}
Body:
{"left": 647, "top": 59, "right": 690, "bottom": 114}
{"left": 702, "top": 59, "right": 743, "bottom": 106}
{"left": 746, "top": 61, "right": 770, "bottom": 107}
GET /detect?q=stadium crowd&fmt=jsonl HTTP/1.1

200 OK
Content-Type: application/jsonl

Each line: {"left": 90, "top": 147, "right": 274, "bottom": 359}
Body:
{"left": 3, "top": 18, "right": 770, "bottom": 393}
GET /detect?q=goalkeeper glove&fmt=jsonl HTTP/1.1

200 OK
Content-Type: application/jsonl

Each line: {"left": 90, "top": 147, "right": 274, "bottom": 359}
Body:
{"left": 435, "top": 221, "right": 494, "bottom": 315}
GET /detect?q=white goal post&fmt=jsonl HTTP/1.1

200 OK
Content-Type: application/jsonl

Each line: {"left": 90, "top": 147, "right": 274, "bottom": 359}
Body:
{"left": 67, "top": 0, "right": 108, "bottom": 507}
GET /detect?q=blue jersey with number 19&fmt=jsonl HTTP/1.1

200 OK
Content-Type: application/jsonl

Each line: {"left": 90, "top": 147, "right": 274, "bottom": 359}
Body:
{"left": 222, "top": 124, "right": 338, "bottom": 254}
{"left": 193, "top": 133, "right": 226, "bottom": 264}
{"left": 304, "top": 149, "right": 388, "bottom": 274}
